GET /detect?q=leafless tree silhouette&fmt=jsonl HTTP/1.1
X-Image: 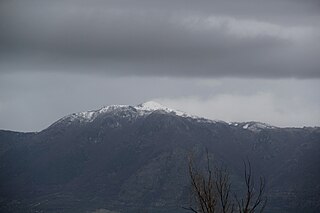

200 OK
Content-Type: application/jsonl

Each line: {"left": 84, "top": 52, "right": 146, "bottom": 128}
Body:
{"left": 184, "top": 151, "right": 266, "bottom": 213}
{"left": 235, "top": 160, "right": 267, "bottom": 213}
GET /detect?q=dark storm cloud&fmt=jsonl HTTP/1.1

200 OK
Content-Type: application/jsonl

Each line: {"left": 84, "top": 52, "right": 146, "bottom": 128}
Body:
{"left": 0, "top": 0, "right": 319, "bottom": 78}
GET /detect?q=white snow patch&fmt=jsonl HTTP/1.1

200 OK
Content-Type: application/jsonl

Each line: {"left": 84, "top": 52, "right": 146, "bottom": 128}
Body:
{"left": 98, "top": 105, "right": 129, "bottom": 114}
{"left": 135, "top": 101, "right": 187, "bottom": 117}
{"left": 55, "top": 101, "right": 222, "bottom": 125}
{"left": 135, "top": 101, "right": 168, "bottom": 111}
{"left": 247, "top": 122, "right": 276, "bottom": 132}
{"left": 229, "top": 121, "right": 277, "bottom": 132}
{"left": 243, "top": 124, "right": 249, "bottom": 129}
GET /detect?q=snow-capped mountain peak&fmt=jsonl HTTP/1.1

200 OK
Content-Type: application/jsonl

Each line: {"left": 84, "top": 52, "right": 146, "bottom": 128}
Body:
{"left": 135, "top": 101, "right": 186, "bottom": 116}
{"left": 50, "top": 101, "right": 277, "bottom": 132}
{"left": 51, "top": 101, "right": 200, "bottom": 127}
{"left": 135, "top": 101, "right": 169, "bottom": 111}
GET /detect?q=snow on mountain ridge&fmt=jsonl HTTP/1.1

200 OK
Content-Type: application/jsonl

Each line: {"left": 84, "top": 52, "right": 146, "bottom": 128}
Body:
{"left": 54, "top": 101, "right": 209, "bottom": 124}
{"left": 135, "top": 101, "right": 188, "bottom": 117}
{"left": 136, "top": 101, "right": 171, "bottom": 111}
{"left": 229, "top": 121, "right": 277, "bottom": 132}
{"left": 52, "top": 101, "right": 276, "bottom": 132}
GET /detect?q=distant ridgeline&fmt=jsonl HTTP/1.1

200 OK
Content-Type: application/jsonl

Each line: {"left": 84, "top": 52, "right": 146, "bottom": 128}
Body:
{"left": 0, "top": 101, "right": 319, "bottom": 213}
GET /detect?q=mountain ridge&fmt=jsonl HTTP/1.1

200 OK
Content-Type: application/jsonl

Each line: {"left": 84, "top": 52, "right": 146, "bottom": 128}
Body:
{"left": 0, "top": 101, "right": 319, "bottom": 213}
{"left": 47, "top": 101, "right": 281, "bottom": 133}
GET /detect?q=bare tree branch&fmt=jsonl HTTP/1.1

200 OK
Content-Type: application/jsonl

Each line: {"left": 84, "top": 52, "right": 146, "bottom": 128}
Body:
{"left": 236, "top": 160, "right": 267, "bottom": 213}
{"left": 184, "top": 152, "right": 267, "bottom": 213}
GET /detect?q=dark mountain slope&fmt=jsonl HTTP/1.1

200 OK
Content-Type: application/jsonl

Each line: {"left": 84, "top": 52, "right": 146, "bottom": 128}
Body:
{"left": 0, "top": 102, "right": 319, "bottom": 213}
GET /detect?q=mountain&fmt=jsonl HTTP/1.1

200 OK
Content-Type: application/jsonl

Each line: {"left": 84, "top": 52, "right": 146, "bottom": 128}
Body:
{"left": 0, "top": 101, "right": 319, "bottom": 213}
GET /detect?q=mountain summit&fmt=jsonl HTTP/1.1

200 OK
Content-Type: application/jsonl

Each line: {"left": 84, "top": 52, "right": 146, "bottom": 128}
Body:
{"left": 59, "top": 101, "right": 191, "bottom": 122}
{"left": 135, "top": 101, "right": 186, "bottom": 116}
{"left": 50, "top": 101, "right": 276, "bottom": 133}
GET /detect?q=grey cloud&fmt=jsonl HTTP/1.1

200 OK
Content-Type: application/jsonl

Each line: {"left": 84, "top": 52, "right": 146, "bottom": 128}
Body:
{"left": 0, "top": 0, "right": 319, "bottom": 78}
{"left": 157, "top": 79, "right": 320, "bottom": 127}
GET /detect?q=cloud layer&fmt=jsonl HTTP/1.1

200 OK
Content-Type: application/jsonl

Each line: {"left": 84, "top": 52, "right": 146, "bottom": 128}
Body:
{"left": 1, "top": 0, "right": 319, "bottom": 78}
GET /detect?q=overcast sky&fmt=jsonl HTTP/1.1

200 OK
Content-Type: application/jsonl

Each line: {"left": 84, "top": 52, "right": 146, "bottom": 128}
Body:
{"left": 0, "top": 0, "right": 319, "bottom": 131}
